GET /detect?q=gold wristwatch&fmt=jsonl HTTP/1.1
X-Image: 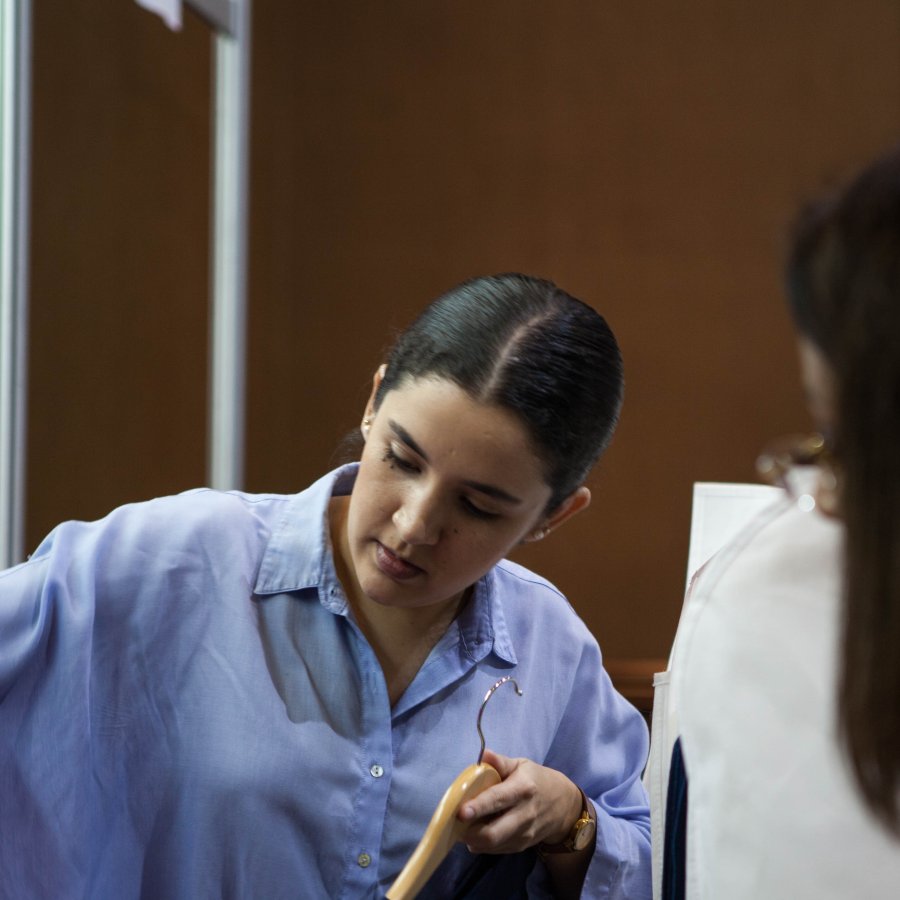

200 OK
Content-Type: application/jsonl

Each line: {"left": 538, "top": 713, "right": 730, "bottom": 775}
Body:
{"left": 538, "top": 789, "right": 596, "bottom": 854}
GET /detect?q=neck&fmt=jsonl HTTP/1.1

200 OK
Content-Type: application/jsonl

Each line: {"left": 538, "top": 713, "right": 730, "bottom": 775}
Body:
{"left": 353, "top": 589, "right": 469, "bottom": 704}
{"left": 328, "top": 495, "right": 470, "bottom": 705}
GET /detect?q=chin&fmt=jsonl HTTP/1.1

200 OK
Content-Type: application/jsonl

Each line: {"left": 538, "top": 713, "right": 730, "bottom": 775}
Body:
{"left": 363, "top": 581, "right": 434, "bottom": 611}
{"left": 359, "top": 576, "right": 410, "bottom": 608}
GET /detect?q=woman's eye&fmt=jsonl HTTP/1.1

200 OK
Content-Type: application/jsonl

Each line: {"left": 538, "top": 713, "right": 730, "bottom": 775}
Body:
{"left": 461, "top": 497, "right": 500, "bottom": 520}
{"left": 383, "top": 447, "right": 419, "bottom": 473}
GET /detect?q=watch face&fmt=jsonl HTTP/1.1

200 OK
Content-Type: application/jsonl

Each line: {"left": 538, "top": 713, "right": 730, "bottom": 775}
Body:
{"left": 572, "top": 817, "right": 596, "bottom": 851}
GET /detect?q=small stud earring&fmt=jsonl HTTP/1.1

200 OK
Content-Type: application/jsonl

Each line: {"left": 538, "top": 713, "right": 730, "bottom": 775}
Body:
{"left": 362, "top": 416, "right": 372, "bottom": 432}
{"left": 531, "top": 527, "right": 548, "bottom": 541}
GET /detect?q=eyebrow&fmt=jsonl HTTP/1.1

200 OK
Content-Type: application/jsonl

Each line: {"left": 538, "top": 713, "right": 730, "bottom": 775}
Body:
{"left": 387, "top": 419, "right": 523, "bottom": 505}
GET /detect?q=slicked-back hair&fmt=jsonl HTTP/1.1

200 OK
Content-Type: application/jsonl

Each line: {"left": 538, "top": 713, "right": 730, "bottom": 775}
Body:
{"left": 374, "top": 274, "right": 624, "bottom": 512}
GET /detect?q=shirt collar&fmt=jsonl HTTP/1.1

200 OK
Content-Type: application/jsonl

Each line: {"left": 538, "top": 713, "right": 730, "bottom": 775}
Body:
{"left": 254, "top": 464, "right": 356, "bottom": 600}
{"left": 459, "top": 569, "right": 517, "bottom": 665}
{"left": 253, "top": 463, "right": 516, "bottom": 664}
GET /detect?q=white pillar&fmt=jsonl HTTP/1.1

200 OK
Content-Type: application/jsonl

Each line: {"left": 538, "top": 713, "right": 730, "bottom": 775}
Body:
{"left": 0, "top": 0, "right": 32, "bottom": 568}
{"left": 202, "top": 0, "right": 252, "bottom": 490}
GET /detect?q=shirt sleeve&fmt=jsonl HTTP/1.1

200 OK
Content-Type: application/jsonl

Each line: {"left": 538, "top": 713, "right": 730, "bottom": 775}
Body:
{"left": 0, "top": 519, "right": 103, "bottom": 894}
{"left": 0, "top": 492, "right": 259, "bottom": 893}
{"left": 541, "top": 637, "right": 652, "bottom": 900}
{"left": 0, "top": 521, "right": 92, "bottom": 699}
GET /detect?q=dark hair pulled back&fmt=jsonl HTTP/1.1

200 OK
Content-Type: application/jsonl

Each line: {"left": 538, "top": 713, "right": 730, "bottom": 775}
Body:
{"left": 786, "top": 146, "right": 900, "bottom": 833}
{"left": 374, "top": 273, "right": 624, "bottom": 512}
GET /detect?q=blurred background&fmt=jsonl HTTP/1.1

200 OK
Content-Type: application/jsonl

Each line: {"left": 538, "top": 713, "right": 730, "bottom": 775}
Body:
{"left": 23, "top": 1, "right": 900, "bottom": 681}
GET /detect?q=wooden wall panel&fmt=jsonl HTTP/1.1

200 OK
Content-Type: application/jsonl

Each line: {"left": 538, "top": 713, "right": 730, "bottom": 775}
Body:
{"left": 247, "top": 1, "right": 900, "bottom": 659}
{"left": 27, "top": 1, "right": 900, "bottom": 663}
{"left": 27, "top": 1, "right": 211, "bottom": 548}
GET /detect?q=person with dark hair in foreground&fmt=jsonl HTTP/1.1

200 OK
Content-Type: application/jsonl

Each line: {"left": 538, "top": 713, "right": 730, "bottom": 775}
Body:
{"left": 653, "top": 149, "right": 900, "bottom": 898}
{"left": 0, "top": 274, "right": 651, "bottom": 899}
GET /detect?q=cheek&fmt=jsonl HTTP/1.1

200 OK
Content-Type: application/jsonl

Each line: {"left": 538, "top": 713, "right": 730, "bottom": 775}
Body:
{"left": 448, "top": 530, "right": 511, "bottom": 570}
{"left": 350, "top": 468, "right": 395, "bottom": 529}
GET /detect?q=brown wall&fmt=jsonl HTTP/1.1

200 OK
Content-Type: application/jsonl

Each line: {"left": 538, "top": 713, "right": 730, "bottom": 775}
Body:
{"left": 27, "top": 1, "right": 900, "bottom": 663}
{"left": 28, "top": 0, "right": 210, "bottom": 533}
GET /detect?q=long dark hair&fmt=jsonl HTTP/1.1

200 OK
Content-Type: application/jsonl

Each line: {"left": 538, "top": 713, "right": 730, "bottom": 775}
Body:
{"left": 786, "top": 147, "right": 900, "bottom": 832}
{"left": 374, "top": 273, "right": 624, "bottom": 512}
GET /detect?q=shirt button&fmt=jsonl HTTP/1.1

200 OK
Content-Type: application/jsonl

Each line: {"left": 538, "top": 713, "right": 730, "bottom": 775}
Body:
{"left": 357, "top": 852, "right": 372, "bottom": 868}
{"left": 370, "top": 764, "right": 384, "bottom": 778}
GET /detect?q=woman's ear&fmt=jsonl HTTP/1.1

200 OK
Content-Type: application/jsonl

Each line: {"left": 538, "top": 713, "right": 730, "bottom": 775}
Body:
{"left": 525, "top": 487, "right": 591, "bottom": 542}
{"left": 360, "top": 364, "right": 387, "bottom": 438}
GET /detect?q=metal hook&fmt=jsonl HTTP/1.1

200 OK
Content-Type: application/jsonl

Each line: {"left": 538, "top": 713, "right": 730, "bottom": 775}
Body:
{"left": 476, "top": 676, "right": 523, "bottom": 764}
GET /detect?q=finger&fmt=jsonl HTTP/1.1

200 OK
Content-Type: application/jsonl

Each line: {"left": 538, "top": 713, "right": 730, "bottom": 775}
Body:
{"left": 458, "top": 749, "right": 518, "bottom": 822}
{"left": 458, "top": 778, "right": 513, "bottom": 824}
{"left": 479, "top": 747, "right": 519, "bottom": 779}
{"left": 462, "top": 803, "right": 520, "bottom": 852}
{"left": 463, "top": 807, "right": 536, "bottom": 855}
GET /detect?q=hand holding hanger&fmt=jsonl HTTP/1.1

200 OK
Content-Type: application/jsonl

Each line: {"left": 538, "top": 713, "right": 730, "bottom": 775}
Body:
{"left": 385, "top": 677, "right": 523, "bottom": 900}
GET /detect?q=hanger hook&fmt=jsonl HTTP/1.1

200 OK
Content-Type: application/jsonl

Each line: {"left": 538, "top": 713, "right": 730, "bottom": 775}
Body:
{"left": 476, "top": 676, "right": 523, "bottom": 764}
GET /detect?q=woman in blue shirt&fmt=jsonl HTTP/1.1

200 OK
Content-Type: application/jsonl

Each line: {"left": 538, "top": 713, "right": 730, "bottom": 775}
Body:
{"left": 0, "top": 273, "right": 651, "bottom": 898}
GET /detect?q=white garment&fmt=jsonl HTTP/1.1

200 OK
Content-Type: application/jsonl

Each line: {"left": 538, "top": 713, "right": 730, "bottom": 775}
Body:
{"left": 644, "top": 483, "right": 781, "bottom": 899}
{"left": 658, "top": 495, "right": 900, "bottom": 898}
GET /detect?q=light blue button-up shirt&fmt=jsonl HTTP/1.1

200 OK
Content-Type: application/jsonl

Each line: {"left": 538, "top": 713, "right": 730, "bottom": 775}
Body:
{"left": 0, "top": 465, "right": 650, "bottom": 899}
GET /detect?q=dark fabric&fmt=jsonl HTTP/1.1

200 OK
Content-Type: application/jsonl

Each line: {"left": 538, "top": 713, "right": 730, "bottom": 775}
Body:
{"left": 447, "top": 849, "right": 537, "bottom": 898}
{"left": 662, "top": 738, "right": 688, "bottom": 900}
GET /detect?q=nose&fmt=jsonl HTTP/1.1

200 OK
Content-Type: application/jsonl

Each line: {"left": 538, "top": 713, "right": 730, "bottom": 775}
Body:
{"left": 393, "top": 486, "right": 442, "bottom": 546}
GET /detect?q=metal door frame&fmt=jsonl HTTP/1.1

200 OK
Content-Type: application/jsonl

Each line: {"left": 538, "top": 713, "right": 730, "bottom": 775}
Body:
{"left": 0, "top": 0, "right": 251, "bottom": 568}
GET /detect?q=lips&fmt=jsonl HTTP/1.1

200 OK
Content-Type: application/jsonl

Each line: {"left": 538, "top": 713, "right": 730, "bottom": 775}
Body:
{"left": 374, "top": 542, "right": 424, "bottom": 581}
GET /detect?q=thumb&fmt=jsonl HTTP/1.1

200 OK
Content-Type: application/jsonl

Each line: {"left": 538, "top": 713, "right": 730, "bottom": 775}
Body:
{"left": 480, "top": 747, "right": 517, "bottom": 779}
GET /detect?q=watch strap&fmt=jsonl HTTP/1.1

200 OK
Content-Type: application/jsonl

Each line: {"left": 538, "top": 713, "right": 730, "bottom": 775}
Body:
{"left": 537, "top": 788, "right": 596, "bottom": 854}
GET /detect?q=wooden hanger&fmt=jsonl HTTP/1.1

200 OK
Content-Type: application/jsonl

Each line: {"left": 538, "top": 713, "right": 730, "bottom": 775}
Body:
{"left": 386, "top": 677, "right": 523, "bottom": 900}
{"left": 385, "top": 762, "right": 500, "bottom": 900}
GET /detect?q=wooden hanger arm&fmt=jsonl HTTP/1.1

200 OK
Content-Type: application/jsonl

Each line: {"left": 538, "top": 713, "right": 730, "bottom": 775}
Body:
{"left": 385, "top": 763, "right": 500, "bottom": 900}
